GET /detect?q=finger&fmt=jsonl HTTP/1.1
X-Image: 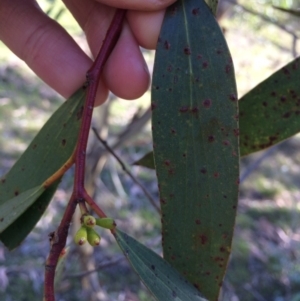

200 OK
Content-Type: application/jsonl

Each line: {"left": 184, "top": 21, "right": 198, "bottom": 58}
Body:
{"left": 0, "top": 0, "right": 108, "bottom": 104}
{"left": 103, "top": 23, "right": 150, "bottom": 100}
{"left": 127, "top": 10, "right": 165, "bottom": 49}
{"left": 94, "top": 0, "right": 176, "bottom": 11}
{"left": 64, "top": 0, "right": 150, "bottom": 99}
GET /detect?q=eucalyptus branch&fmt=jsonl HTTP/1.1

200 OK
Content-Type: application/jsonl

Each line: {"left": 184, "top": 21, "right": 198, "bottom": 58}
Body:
{"left": 43, "top": 9, "right": 126, "bottom": 301}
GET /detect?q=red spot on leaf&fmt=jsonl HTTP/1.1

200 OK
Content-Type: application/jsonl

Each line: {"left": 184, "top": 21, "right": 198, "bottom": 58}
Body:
{"left": 164, "top": 160, "right": 171, "bottom": 166}
{"left": 192, "top": 8, "right": 200, "bottom": 15}
{"left": 164, "top": 40, "right": 170, "bottom": 49}
{"left": 220, "top": 246, "right": 226, "bottom": 253}
{"left": 229, "top": 94, "right": 237, "bottom": 101}
{"left": 214, "top": 172, "right": 220, "bottom": 178}
{"left": 233, "top": 129, "right": 239, "bottom": 137}
{"left": 208, "top": 135, "right": 215, "bottom": 142}
{"left": 203, "top": 99, "right": 212, "bottom": 108}
{"left": 200, "top": 168, "right": 207, "bottom": 174}
{"left": 225, "top": 64, "right": 231, "bottom": 73}
{"left": 199, "top": 234, "right": 208, "bottom": 245}
{"left": 191, "top": 107, "right": 199, "bottom": 113}
{"left": 160, "top": 198, "right": 167, "bottom": 205}
{"left": 151, "top": 103, "right": 157, "bottom": 110}
{"left": 179, "top": 106, "right": 189, "bottom": 113}
{"left": 168, "top": 168, "right": 175, "bottom": 175}
{"left": 280, "top": 96, "right": 287, "bottom": 102}
{"left": 184, "top": 47, "right": 191, "bottom": 55}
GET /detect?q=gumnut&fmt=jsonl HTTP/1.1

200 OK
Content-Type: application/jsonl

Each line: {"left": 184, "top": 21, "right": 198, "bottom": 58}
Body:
{"left": 86, "top": 227, "right": 101, "bottom": 246}
{"left": 83, "top": 215, "right": 96, "bottom": 228}
{"left": 74, "top": 226, "right": 88, "bottom": 246}
{"left": 96, "top": 218, "right": 116, "bottom": 229}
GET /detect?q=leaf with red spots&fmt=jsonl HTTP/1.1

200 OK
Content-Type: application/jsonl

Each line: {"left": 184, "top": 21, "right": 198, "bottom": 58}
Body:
{"left": 135, "top": 57, "right": 300, "bottom": 168}
{"left": 115, "top": 229, "right": 208, "bottom": 301}
{"left": 152, "top": 0, "right": 239, "bottom": 300}
{"left": 0, "top": 186, "right": 44, "bottom": 234}
{"left": 0, "top": 88, "right": 84, "bottom": 249}
{"left": 239, "top": 57, "right": 300, "bottom": 156}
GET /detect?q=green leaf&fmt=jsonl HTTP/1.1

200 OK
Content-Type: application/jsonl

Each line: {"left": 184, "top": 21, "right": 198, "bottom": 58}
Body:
{"left": 115, "top": 229, "right": 208, "bottom": 301}
{"left": 273, "top": 6, "right": 300, "bottom": 17}
{"left": 132, "top": 152, "right": 155, "bottom": 169}
{"left": 205, "top": 0, "right": 218, "bottom": 15}
{"left": 138, "top": 57, "right": 300, "bottom": 169}
{"left": 0, "top": 186, "right": 44, "bottom": 233}
{"left": 239, "top": 57, "right": 300, "bottom": 156}
{"left": 1, "top": 180, "right": 60, "bottom": 250}
{"left": 152, "top": 0, "right": 239, "bottom": 300}
{"left": 0, "top": 88, "right": 85, "bottom": 249}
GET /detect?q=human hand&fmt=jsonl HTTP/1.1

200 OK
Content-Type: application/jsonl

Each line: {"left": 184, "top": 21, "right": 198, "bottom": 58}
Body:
{"left": 0, "top": 0, "right": 176, "bottom": 105}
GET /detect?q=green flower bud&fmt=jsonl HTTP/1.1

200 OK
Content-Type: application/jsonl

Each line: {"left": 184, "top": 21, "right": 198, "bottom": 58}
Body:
{"left": 83, "top": 215, "right": 96, "bottom": 228}
{"left": 87, "top": 227, "right": 101, "bottom": 246}
{"left": 96, "top": 218, "right": 116, "bottom": 230}
{"left": 74, "top": 226, "right": 88, "bottom": 246}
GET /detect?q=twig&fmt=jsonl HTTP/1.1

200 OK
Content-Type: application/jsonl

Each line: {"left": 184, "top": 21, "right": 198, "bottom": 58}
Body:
{"left": 67, "top": 256, "right": 125, "bottom": 278}
{"left": 240, "top": 144, "right": 278, "bottom": 184}
{"left": 44, "top": 9, "right": 126, "bottom": 301}
{"left": 91, "top": 127, "right": 160, "bottom": 213}
{"left": 229, "top": 0, "right": 298, "bottom": 39}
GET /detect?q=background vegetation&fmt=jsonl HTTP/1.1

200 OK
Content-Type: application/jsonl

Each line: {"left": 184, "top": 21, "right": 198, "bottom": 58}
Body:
{"left": 1, "top": 0, "right": 300, "bottom": 300}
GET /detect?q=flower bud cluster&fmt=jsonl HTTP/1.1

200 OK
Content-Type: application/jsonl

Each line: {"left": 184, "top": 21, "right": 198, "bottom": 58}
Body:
{"left": 74, "top": 215, "right": 116, "bottom": 247}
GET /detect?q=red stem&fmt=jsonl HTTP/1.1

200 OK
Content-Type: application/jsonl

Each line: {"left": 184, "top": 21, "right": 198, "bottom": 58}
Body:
{"left": 74, "top": 9, "right": 126, "bottom": 197}
{"left": 83, "top": 190, "right": 107, "bottom": 218}
{"left": 44, "top": 9, "right": 126, "bottom": 301}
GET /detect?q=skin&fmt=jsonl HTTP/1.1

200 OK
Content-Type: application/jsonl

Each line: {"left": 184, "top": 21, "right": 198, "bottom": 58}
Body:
{"left": 0, "top": 0, "right": 176, "bottom": 105}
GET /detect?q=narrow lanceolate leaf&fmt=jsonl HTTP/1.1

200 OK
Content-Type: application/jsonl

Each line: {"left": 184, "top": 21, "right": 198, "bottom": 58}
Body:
{"left": 0, "top": 186, "right": 44, "bottom": 233}
{"left": 152, "top": 0, "right": 239, "bottom": 300}
{"left": 239, "top": 57, "right": 300, "bottom": 156}
{"left": 1, "top": 180, "right": 60, "bottom": 250}
{"left": 115, "top": 229, "right": 208, "bottom": 301}
{"left": 0, "top": 88, "right": 85, "bottom": 249}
